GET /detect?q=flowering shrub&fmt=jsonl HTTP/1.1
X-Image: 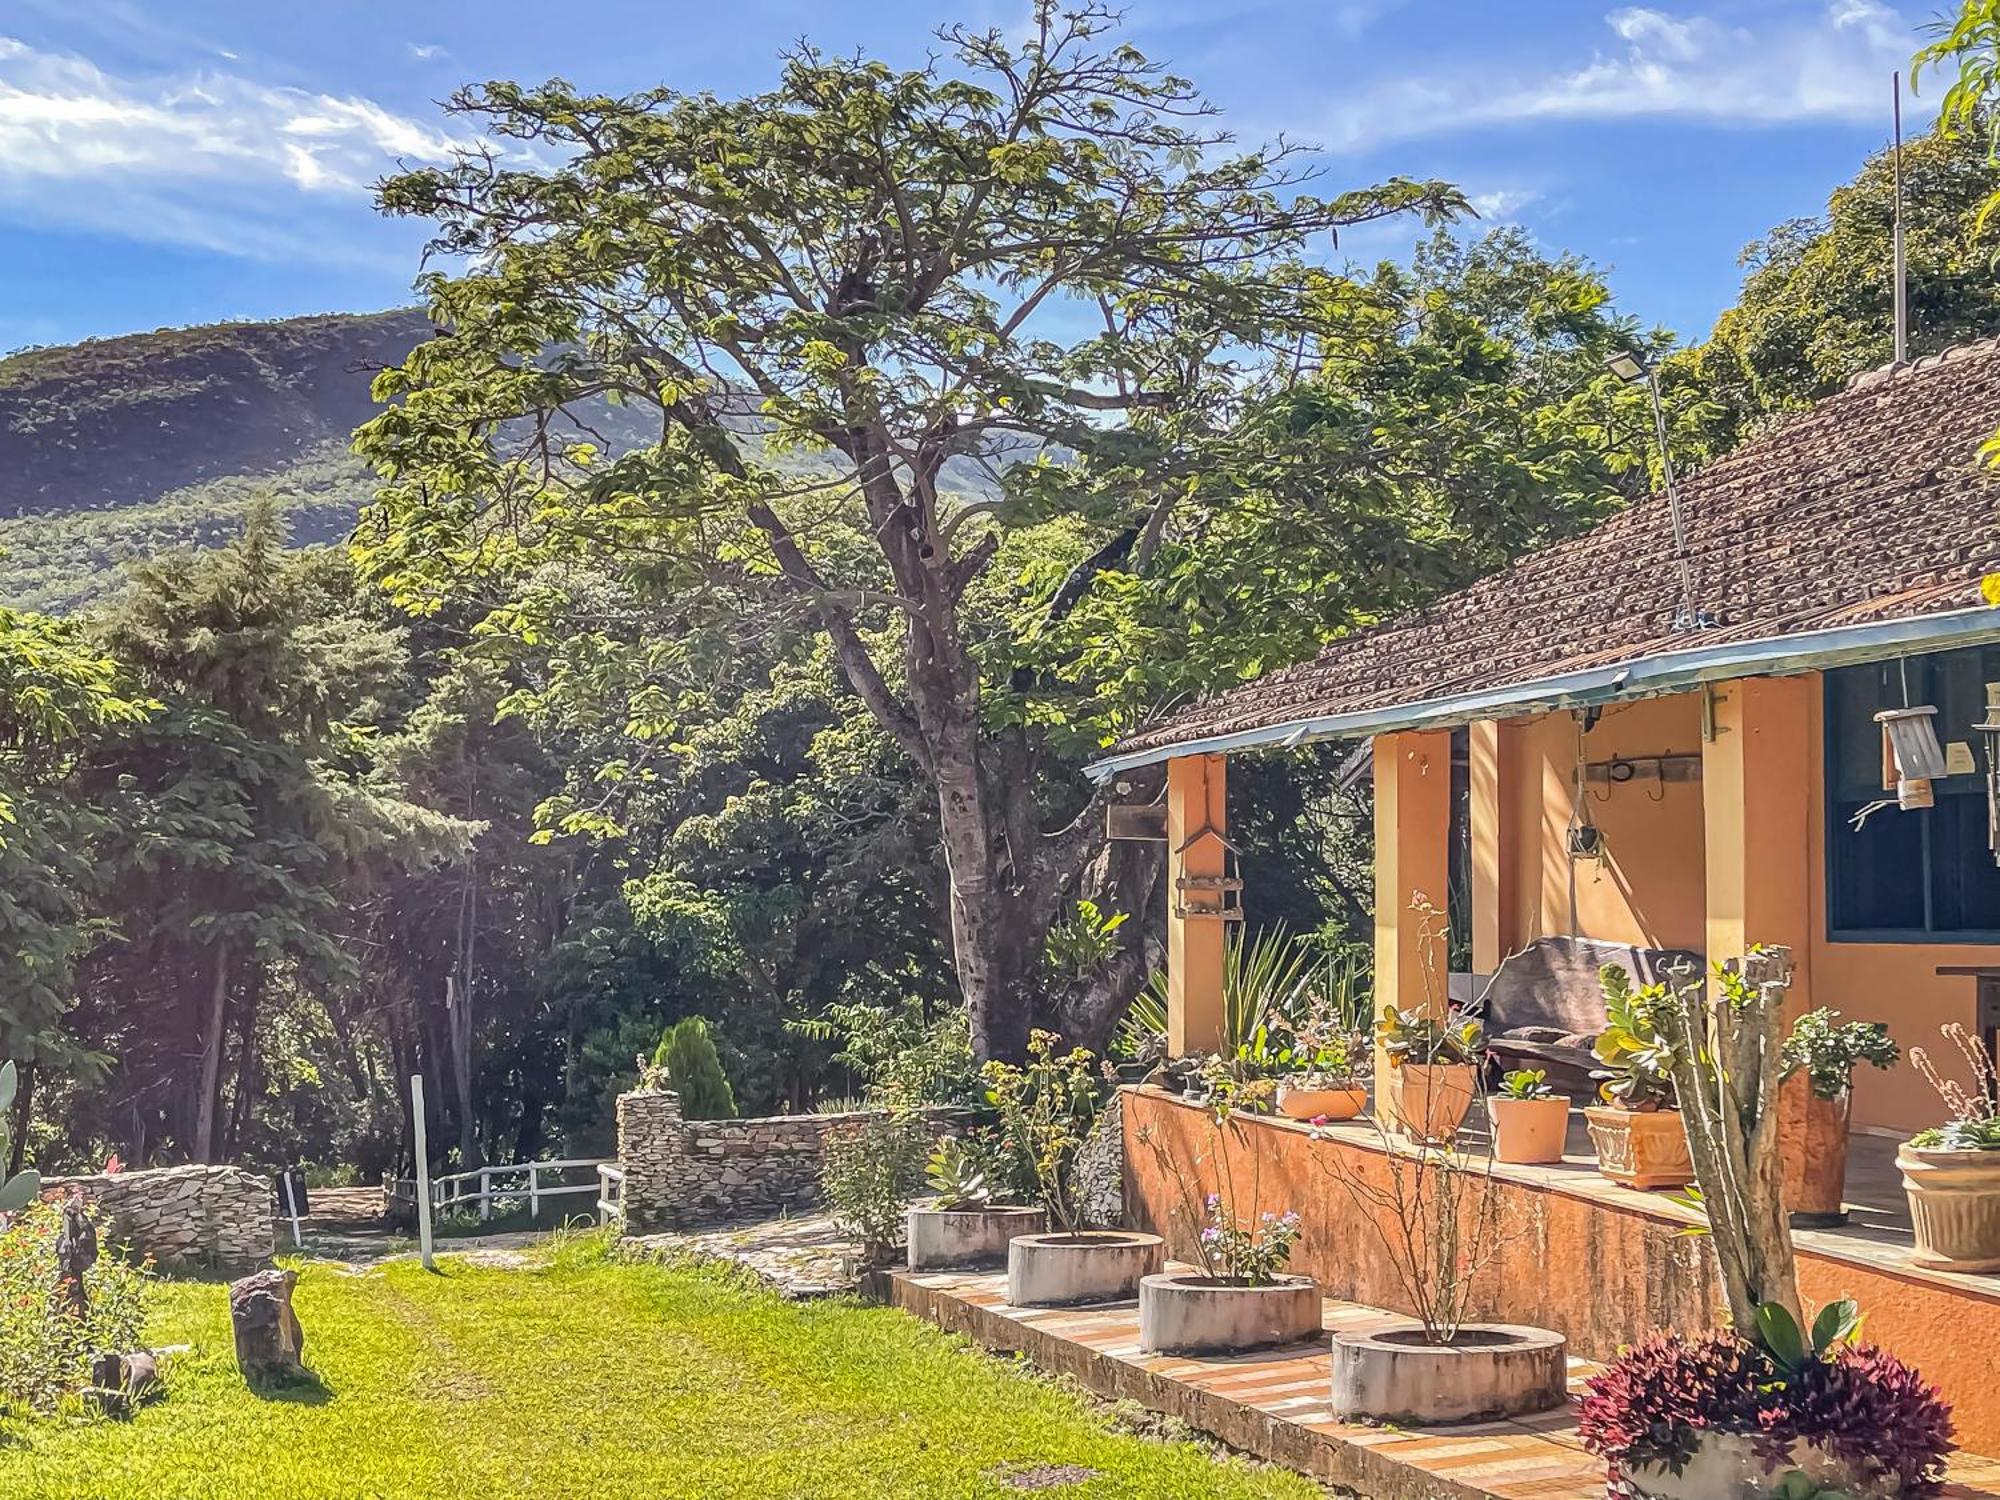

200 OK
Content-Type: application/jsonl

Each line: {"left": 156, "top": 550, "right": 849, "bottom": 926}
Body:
{"left": 0, "top": 1199, "right": 152, "bottom": 1415}
{"left": 1578, "top": 1320, "right": 1954, "bottom": 1495}
{"left": 1195, "top": 1194, "right": 1300, "bottom": 1285}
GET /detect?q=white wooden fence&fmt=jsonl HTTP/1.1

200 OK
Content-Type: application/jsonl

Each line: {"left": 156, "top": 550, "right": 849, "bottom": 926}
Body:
{"left": 387, "top": 1157, "right": 612, "bottom": 1224}
{"left": 596, "top": 1163, "right": 625, "bottom": 1226}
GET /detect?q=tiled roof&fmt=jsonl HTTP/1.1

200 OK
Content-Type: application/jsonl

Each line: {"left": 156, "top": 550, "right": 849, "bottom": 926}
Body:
{"left": 1111, "top": 339, "right": 2000, "bottom": 762}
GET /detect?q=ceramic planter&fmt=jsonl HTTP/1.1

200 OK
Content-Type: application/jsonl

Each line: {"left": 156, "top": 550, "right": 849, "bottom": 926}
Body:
{"left": 1584, "top": 1105, "right": 1694, "bottom": 1190}
{"left": 905, "top": 1205, "right": 1047, "bottom": 1271}
{"left": 1900, "top": 1142, "right": 2000, "bottom": 1272}
{"left": 1136, "top": 1272, "right": 1323, "bottom": 1354}
{"left": 1005, "top": 1230, "right": 1165, "bottom": 1307}
{"left": 1384, "top": 1063, "right": 1477, "bottom": 1143}
{"left": 1329, "top": 1322, "right": 1567, "bottom": 1424}
{"left": 1785, "top": 1089, "right": 1852, "bottom": 1228}
{"left": 1276, "top": 1082, "right": 1367, "bottom": 1122}
{"left": 1622, "top": 1433, "right": 1896, "bottom": 1499}
{"left": 1488, "top": 1095, "right": 1570, "bottom": 1165}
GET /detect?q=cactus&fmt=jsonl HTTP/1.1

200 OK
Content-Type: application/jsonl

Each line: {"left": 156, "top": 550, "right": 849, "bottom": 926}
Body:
{"left": 0, "top": 1060, "right": 40, "bottom": 1214}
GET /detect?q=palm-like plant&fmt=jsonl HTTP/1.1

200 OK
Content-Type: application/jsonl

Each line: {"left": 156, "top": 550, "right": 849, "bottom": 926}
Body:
{"left": 1118, "top": 926, "right": 1330, "bottom": 1057}
{"left": 0, "top": 1061, "right": 41, "bottom": 1214}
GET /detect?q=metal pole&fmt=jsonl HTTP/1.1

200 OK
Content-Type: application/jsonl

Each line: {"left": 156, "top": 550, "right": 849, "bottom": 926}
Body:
{"left": 411, "top": 1074, "right": 435, "bottom": 1272}
{"left": 282, "top": 1173, "right": 304, "bottom": 1250}
{"left": 1893, "top": 72, "right": 1908, "bottom": 365}
{"left": 1644, "top": 370, "right": 1700, "bottom": 630}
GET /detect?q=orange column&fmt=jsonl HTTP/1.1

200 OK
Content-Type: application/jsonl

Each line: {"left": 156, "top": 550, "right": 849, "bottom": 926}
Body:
{"left": 1469, "top": 718, "right": 1515, "bottom": 977}
{"left": 1166, "top": 753, "right": 1228, "bottom": 1057}
{"left": 1702, "top": 677, "right": 1814, "bottom": 991}
{"left": 1374, "top": 730, "right": 1454, "bottom": 1020}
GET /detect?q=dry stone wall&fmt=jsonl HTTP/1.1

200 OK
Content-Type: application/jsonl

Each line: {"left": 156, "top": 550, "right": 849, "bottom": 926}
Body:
{"left": 41, "top": 1164, "right": 274, "bottom": 1269}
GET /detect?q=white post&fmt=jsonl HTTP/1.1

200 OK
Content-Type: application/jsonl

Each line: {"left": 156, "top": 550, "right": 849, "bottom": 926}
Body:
{"left": 411, "top": 1074, "right": 435, "bottom": 1272}
{"left": 281, "top": 1173, "right": 304, "bottom": 1249}
{"left": 479, "top": 1167, "right": 492, "bottom": 1222}
{"left": 529, "top": 1164, "right": 540, "bottom": 1221}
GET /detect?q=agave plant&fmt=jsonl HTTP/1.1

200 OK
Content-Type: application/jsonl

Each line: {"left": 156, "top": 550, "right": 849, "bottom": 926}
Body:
{"left": 1117, "top": 926, "right": 1328, "bottom": 1059}
{"left": 0, "top": 1061, "right": 40, "bottom": 1214}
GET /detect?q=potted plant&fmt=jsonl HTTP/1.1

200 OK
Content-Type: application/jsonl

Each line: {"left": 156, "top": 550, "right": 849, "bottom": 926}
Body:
{"left": 1900, "top": 1022, "right": 2000, "bottom": 1272}
{"left": 904, "top": 1130, "right": 1045, "bottom": 1271}
{"left": 1584, "top": 965, "right": 1693, "bottom": 1190}
{"left": 1781, "top": 1008, "right": 1900, "bottom": 1228}
{"left": 1487, "top": 1069, "right": 1569, "bottom": 1165}
{"left": 989, "top": 1031, "right": 1164, "bottom": 1307}
{"left": 1579, "top": 1298, "right": 1954, "bottom": 1498}
{"left": 1133, "top": 1084, "right": 1320, "bottom": 1354}
{"left": 1274, "top": 994, "right": 1370, "bottom": 1122}
{"left": 1376, "top": 1002, "right": 1485, "bottom": 1143}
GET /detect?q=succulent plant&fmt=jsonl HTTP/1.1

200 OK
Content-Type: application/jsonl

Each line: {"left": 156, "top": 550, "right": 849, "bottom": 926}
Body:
{"left": 1590, "top": 965, "right": 1679, "bottom": 1110}
{"left": 0, "top": 1061, "right": 40, "bottom": 1215}
{"left": 1375, "top": 1003, "right": 1485, "bottom": 1067}
{"left": 1497, "top": 1068, "right": 1557, "bottom": 1101}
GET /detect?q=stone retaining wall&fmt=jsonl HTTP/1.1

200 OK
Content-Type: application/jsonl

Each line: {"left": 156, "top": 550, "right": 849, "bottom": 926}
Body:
{"left": 616, "top": 1090, "right": 951, "bottom": 1233}
{"left": 41, "top": 1164, "right": 274, "bottom": 1269}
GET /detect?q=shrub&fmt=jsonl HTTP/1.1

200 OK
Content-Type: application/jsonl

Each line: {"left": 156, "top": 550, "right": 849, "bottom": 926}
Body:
{"left": 654, "top": 1017, "right": 736, "bottom": 1120}
{"left": 819, "top": 1113, "right": 928, "bottom": 1259}
{"left": 0, "top": 1200, "right": 151, "bottom": 1415}
{"left": 1578, "top": 1309, "right": 1954, "bottom": 1495}
{"left": 981, "top": 1031, "right": 1103, "bottom": 1235}
{"left": 1782, "top": 1008, "right": 1899, "bottom": 1100}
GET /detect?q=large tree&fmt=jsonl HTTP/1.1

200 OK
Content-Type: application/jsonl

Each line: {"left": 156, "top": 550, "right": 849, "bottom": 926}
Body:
{"left": 356, "top": 2, "right": 1465, "bottom": 1060}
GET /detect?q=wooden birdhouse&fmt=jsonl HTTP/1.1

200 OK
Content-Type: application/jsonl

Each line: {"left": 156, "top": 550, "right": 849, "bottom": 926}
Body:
{"left": 1876, "top": 704, "right": 1947, "bottom": 811}
{"left": 1172, "top": 824, "right": 1244, "bottom": 923}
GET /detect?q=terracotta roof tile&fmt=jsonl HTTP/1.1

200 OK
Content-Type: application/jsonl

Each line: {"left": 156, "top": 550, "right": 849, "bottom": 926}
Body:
{"left": 1113, "top": 339, "right": 2000, "bottom": 759}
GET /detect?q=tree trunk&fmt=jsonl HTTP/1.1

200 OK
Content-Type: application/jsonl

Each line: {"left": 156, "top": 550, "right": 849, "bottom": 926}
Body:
{"left": 192, "top": 946, "right": 230, "bottom": 1163}
{"left": 7, "top": 1061, "right": 30, "bottom": 1176}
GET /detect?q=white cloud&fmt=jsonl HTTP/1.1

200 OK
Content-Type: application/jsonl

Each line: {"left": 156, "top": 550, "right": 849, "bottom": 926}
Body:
{"left": 1312, "top": 0, "right": 1921, "bottom": 152}
{"left": 0, "top": 35, "right": 467, "bottom": 261}
{"left": 407, "top": 43, "right": 448, "bottom": 62}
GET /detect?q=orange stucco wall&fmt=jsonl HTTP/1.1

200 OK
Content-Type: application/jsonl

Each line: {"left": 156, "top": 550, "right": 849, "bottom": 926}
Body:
{"left": 1123, "top": 1087, "right": 2000, "bottom": 1454}
{"left": 1467, "top": 675, "right": 1990, "bottom": 1134}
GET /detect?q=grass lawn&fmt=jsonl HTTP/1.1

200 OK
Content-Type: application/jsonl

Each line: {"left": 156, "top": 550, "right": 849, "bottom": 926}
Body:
{"left": 0, "top": 1235, "right": 1326, "bottom": 1500}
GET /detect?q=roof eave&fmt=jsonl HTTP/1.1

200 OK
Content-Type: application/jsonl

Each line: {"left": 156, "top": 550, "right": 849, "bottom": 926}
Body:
{"left": 1084, "top": 603, "right": 2000, "bottom": 784}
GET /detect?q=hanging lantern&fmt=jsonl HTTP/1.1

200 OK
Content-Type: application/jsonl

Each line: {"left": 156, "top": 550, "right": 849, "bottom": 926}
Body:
{"left": 1975, "top": 683, "right": 2000, "bottom": 867}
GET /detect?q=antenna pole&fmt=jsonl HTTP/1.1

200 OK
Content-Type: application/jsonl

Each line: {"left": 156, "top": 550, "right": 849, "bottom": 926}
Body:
{"left": 1893, "top": 71, "right": 1909, "bottom": 365}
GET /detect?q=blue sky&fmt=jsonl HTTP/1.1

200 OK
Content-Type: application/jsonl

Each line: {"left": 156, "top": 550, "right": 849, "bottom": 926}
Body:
{"left": 0, "top": 0, "right": 1947, "bottom": 353}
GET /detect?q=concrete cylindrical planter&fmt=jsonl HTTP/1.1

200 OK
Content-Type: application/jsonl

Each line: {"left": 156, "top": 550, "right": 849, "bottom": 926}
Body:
{"left": 1384, "top": 1063, "right": 1477, "bottom": 1143}
{"left": 906, "top": 1205, "right": 1046, "bottom": 1271}
{"left": 1622, "top": 1434, "right": 1876, "bottom": 1499}
{"left": 1276, "top": 1083, "right": 1367, "bottom": 1122}
{"left": 1900, "top": 1143, "right": 2000, "bottom": 1272}
{"left": 1006, "top": 1230, "right": 1165, "bottom": 1308}
{"left": 1584, "top": 1105, "right": 1694, "bottom": 1190}
{"left": 1488, "top": 1096, "right": 1570, "bottom": 1165}
{"left": 1786, "top": 1090, "right": 1852, "bottom": 1228}
{"left": 1136, "top": 1272, "right": 1322, "bottom": 1355}
{"left": 1329, "top": 1322, "right": 1567, "bottom": 1425}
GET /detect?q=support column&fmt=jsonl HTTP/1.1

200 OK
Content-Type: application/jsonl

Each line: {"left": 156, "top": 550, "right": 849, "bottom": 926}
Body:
{"left": 1373, "top": 730, "right": 1454, "bottom": 1019}
{"left": 1469, "top": 718, "right": 1515, "bottom": 977}
{"left": 1166, "top": 753, "right": 1228, "bottom": 1057}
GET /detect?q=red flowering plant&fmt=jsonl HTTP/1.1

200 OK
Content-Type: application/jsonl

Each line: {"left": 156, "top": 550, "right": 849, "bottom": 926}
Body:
{"left": 1579, "top": 1299, "right": 1954, "bottom": 1496}
{"left": 0, "top": 1198, "right": 152, "bottom": 1415}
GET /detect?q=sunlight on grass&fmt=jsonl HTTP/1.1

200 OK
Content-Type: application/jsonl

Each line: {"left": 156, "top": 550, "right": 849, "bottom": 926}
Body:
{"left": 0, "top": 1233, "right": 1321, "bottom": 1499}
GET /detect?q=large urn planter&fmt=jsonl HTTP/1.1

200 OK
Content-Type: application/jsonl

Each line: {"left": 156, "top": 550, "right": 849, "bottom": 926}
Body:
{"left": 1384, "top": 1063, "right": 1477, "bottom": 1143}
{"left": 1137, "top": 1273, "right": 1323, "bottom": 1355}
{"left": 1488, "top": 1096, "right": 1570, "bottom": 1165}
{"left": 1786, "top": 1090, "right": 1853, "bottom": 1228}
{"left": 1006, "top": 1230, "right": 1165, "bottom": 1308}
{"left": 1621, "top": 1434, "right": 1894, "bottom": 1500}
{"left": 905, "top": 1205, "right": 1046, "bottom": 1271}
{"left": 1329, "top": 1323, "right": 1567, "bottom": 1425}
{"left": 1584, "top": 1105, "right": 1694, "bottom": 1190}
{"left": 1277, "top": 1083, "right": 1367, "bottom": 1122}
{"left": 1899, "top": 1143, "right": 2000, "bottom": 1272}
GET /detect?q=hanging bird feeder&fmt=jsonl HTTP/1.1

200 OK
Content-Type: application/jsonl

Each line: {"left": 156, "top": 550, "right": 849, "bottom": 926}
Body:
{"left": 1172, "top": 824, "right": 1245, "bottom": 923}
{"left": 1876, "top": 704, "right": 1947, "bottom": 811}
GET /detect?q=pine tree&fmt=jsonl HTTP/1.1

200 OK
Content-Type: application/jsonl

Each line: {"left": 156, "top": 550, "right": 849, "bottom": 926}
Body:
{"left": 656, "top": 1017, "right": 736, "bottom": 1121}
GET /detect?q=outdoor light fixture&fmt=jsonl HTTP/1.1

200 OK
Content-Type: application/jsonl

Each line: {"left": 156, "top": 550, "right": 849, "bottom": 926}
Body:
{"left": 1607, "top": 349, "right": 1709, "bottom": 632}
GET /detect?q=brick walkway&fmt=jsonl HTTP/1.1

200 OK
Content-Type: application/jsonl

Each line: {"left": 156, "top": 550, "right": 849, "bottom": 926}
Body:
{"left": 887, "top": 1266, "right": 2000, "bottom": 1500}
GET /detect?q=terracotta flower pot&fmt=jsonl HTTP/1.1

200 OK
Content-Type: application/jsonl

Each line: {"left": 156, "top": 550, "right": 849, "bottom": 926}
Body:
{"left": 1277, "top": 1083, "right": 1367, "bottom": 1122}
{"left": 1785, "top": 1089, "right": 1852, "bottom": 1228}
{"left": 1900, "top": 1143, "right": 2000, "bottom": 1273}
{"left": 1583, "top": 1105, "right": 1694, "bottom": 1190}
{"left": 1488, "top": 1095, "right": 1570, "bottom": 1165}
{"left": 1384, "top": 1063, "right": 1477, "bottom": 1143}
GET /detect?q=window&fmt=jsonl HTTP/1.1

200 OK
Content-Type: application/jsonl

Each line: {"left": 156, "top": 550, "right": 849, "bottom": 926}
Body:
{"left": 1825, "top": 645, "right": 2000, "bottom": 941}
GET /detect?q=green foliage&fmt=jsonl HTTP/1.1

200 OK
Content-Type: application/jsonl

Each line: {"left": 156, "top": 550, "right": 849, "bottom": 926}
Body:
{"left": 923, "top": 1128, "right": 1034, "bottom": 1210}
{"left": 1375, "top": 1003, "right": 1485, "bottom": 1068}
{"left": 1126, "top": 926, "right": 1326, "bottom": 1062}
{"left": 1043, "top": 900, "right": 1130, "bottom": 978}
{"left": 1782, "top": 1010, "right": 1900, "bottom": 1101}
{"left": 1911, "top": 1117, "right": 2000, "bottom": 1149}
{"left": 1497, "top": 1069, "right": 1557, "bottom": 1102}
{"left": 819, "top": 1112, "right": 929, "bottom": 1255}
{"left": 0, "top": 1063, "right": 38, "bottom": 1212}
{"left": 654, "top": 1017, "right": 737, "bottom": 1121}
{"left": 1753, "top": 1298, "right": 1863, "bottom": 1374}
{"left": 790, "top": 997, "right": 979, "bottom": 1115}
{"left": 981, "top": 1031, "right": 1104, "bottom": 1236}
{"left": 1591, "top": 965, "right": 1679, "bottom": 1110}
{"left": 0, "top": 1202, "right": 150, "bottom": 1415}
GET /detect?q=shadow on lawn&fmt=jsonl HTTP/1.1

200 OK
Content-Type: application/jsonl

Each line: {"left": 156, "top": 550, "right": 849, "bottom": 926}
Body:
{"left": 247, "top": 1370, "right": 335, "bottom": 1407}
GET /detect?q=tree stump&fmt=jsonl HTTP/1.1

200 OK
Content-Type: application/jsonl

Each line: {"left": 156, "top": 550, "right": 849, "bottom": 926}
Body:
{"left": 229, "top": 1268, "right": 308, "bottom": 1385}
